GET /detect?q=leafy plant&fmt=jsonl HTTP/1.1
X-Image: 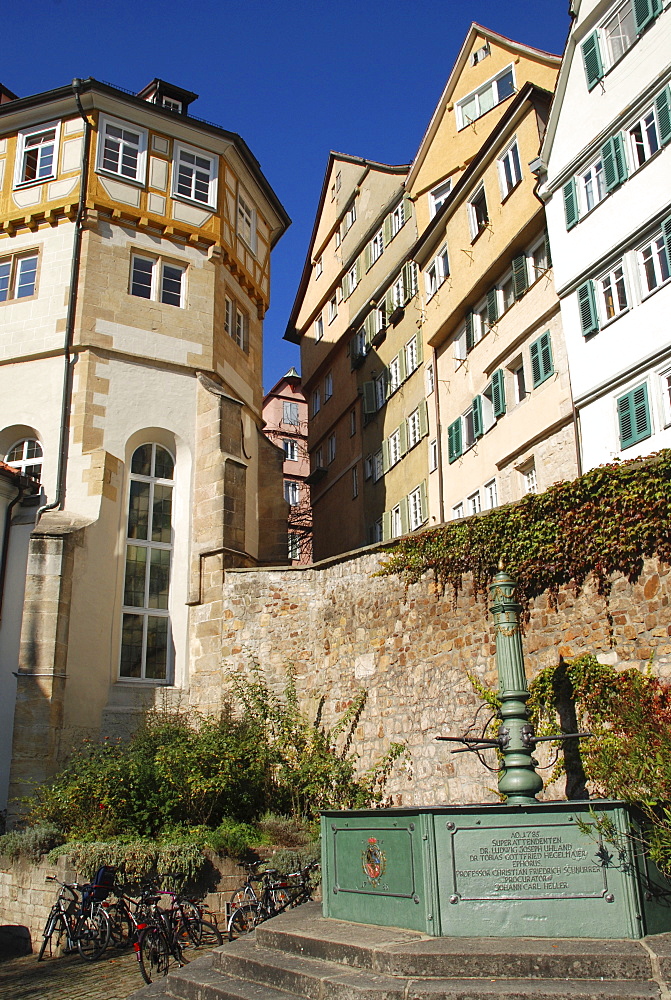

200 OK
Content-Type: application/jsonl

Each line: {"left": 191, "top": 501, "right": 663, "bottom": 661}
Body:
{"left": 378, "top": 450, "right": 671, "bottom": 621}
{"left": 0, "top": 824, "right": 64, "bottom": 862}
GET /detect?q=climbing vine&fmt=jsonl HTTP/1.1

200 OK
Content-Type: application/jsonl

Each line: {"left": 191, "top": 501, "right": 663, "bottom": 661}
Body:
{"left": 379, "top": 450, "right": 671, "bottom": 616}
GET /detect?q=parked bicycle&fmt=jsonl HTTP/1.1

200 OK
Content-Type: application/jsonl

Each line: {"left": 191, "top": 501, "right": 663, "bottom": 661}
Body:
{"left": 229, "top": 861, "right": 291, "bottom": 913}
{"left": 37, "top": 867, "right": 114, "bottom": 962}
{"left": 227, "top": 860, "right": 319, "bottom": 941}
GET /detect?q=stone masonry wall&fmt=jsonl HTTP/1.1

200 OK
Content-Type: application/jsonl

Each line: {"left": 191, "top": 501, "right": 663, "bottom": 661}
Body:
{"left": 189, "top": 546, "right": 671, "bottom": 807}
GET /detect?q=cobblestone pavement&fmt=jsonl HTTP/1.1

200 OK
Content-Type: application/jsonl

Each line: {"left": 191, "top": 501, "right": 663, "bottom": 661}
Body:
{"left": 0, "top": 949, "right": 143, "bottom": 999}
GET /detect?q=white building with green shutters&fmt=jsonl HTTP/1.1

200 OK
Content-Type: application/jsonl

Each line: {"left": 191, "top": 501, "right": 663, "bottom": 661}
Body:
{"left": 539, "top": 0, "right": 671, "bottom": 470}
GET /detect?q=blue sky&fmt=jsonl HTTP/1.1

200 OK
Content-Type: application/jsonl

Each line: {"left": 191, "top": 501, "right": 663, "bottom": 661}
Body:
{"left": 3, "top": 0, "right": 571, "bottom": 392}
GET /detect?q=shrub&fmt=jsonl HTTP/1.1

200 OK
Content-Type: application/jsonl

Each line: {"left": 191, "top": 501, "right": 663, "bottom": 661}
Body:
{"left": 0, "top": 823, "right": 64, "bottom": 862}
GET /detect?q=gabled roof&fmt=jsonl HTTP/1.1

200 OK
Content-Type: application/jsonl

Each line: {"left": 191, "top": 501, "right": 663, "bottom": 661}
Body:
{"left": 406, "top": 23, "right": 563, "bottom": 190}
{"left": 263, "top": 367, "right": 304, "bottom": 405}
{"left": 284, "top": 151, "right": 409, "bottom": 344}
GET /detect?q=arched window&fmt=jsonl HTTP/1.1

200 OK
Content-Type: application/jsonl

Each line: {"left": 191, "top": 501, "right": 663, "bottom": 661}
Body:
{"left": 5, "top": 438, "right": 43, "bottom": 482}
{"left": 120, "top": 443, "right": 174, "bottom": 681}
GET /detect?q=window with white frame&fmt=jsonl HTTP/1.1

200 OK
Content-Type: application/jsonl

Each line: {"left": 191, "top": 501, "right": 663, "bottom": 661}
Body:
{"left": 328, "top": 294, "right": 337, "bottom": 323}
{"left": 599, "top": 261, "right": 629, "bottom": 321}
{"left": 15, "top": 121, "right": 59, "bottom": 186}
{"left": 288, "top": 533, "right": 300, "bottom": 560}
{"left": 352, "top": 465, "right": 359, "bottom": 498}
{"left": 468, "top": 185, "right": 489, "bottom": 239}
{"left": 457, "top": 65, "right": 515, "bottom": 130}
{"left": 314, "top": 314, "right": 324, "bottom": 341}
{"left": 315, "top": 446, "right": 323, "bottom": 469}
{"left": 237, "top": 191, "right": 257, "bottom": 251}
{"left": 283, "top": 401, "right": 299, "bottom": 425}
{"left": 426, "top": 362, "right": 435, "bottom": 395}
{"left": 388, "top": 428, "right": 401, "bottom": 467}
{"left": 661, "top": 369, "right": 671, "bottom": 426}
{"left": 388, "top": 355, "right": 401, "bottom": 394}
{"left": 391, "top": 504, "right": 402, "bottom": 539}
{"left": 602, "top": 0, "right": 637, "bottom": 67}
{"left": 405, "top": 335, "right": 418, "bottom": 374}
{"left": 370, "top": 229, "right": 384, "bottom": 265}
{"left": 498, "top": 139, "right": 522, "bottom": 198}
{"left": 283, "top": 439, "right": 298, "bottom": 461}
{"left": 0, "top": 251, "right": 38, "bottom": 302}
{"left": 501, "top": 271, "right": 515, "bottom": 312}
{"left": 315, "top": 256, "right": 323, "bottom": 278}
{"left": 425, "top": 244, "right": 449, "bottom": 299}
{"left": 348, "top": 262, "right": 358, "bottom": 294}
{"left": 453, "top": 502, "right": 464, "bottom": 519}
{"left": 638, "top": 232, "right": 670, "bottom": 295}
{"left": 629, "top": 107, "right": 661, "bottom": 169}
{"left": 471, "top": 42, "right": 491, "bottom": 66}
{"left": 463, "top": 405, "right": 476, "bottom": 450}
{"left": 327, "top": 433, "right": 336, "bottom": 464}
{"left": 350, "top": 408, "right": 356, "bottom": 436}
{"left": 407, "top": 408, "right": 421, "bottom": 449}
{"left": 324, "top": 371, "right": 333, "bottom": 401}
{"left": 473, "top": 299, "right": 489, "bottom": 345}
{"left": 341, "top": 201, "right": 356, "bottom": 239}
{"left": 284, "top": 480, "right": 299, "bottom": 505}
{"left": 374, "top": 372, "right": 386, "bottom": 410}
{"left": 429, "top": 438, "right": 438, "bottom": 472}
{"left": 5, "top": 438, "right": 43, "bottom": 482}
{"left": 429, "top": 179, "right": 452, "bottom": 217}
{"left": 97, "top": 116, "right": 147, "bottom": 183}
{"left": 581, "top": 157, "right": 606, "bottom": 213}
{"left": 162, "top": 96, "right": 182, "bottom": 112}
{"left": 485, "top": 479, "right": 498, "bottom": 509}
{"left": 131, "top": 255, "right": 185, "bottom": 307}
{"left": 512, "top": 360, "right": 527, "bottom": 403}
{"left": 364, "top": 454, "right": 373, "bottom": 480}
{"left": 373, "top": 449, "right": 384, "bottom": 483}
{"left": 530, "top": 237, "right": 549, "bottom": 281}
{"left": 372, "top": 519, "right": 383, "bottom": 543}
{"left": 390, "top": 200, "right": 405, "bottom": 237}
{"left": 120, "top": 443, "right": 174, "bottom": 681}
{"left": 173, "top": 143, "right": 217, "bottom": 207}
{"left": 392, "top": 272, "right": 405, "bottom": 309}
{"left": 522, "top": 461, "right": 537, "bottom": 495}
{"left": 224, "top": 296, "right": 249, "bottom": 350}
{"left": 468, "top": 490, "right": 481, "bottom": 516}
{"left": 312, "top": 388, "right": 321, "bottom": 416}
{"left": 408, "top": 484, "right": 426, "bottom": 531}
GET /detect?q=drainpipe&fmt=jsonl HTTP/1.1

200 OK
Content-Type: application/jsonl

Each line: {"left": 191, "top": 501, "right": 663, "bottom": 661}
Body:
{"left": 36, "top": 78, "right": 92, "bottom": 524}
{"left": 0, "top": 483, "right": 25, "bottom": 622}
{"left": 432, "top": 345, "right": 445, "bottom": 525}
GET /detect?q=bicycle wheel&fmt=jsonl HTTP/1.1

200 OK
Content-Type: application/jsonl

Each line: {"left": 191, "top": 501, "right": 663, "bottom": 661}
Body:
{"left": 137, "top": 926, "right": 170, "bottom": 984}
{"left": 37, "top": 909, "right": 60, "bottom": 961}
{"left": 108, "top": 902, "right": 133, "bottom": 948}
{"left": 174, "top": 900, "right": 203, "bottom": 947}
{"left": 76, "top": 905, "right": 111, "bottom": 960}
{"left": 229, "top": 885, "right": 255, "bottom": 911}
{"left": 271, "top": 888, "right": 291, "bottom": 913}
{"left": 228, "top": 903, "right": 258, "bottom": 941}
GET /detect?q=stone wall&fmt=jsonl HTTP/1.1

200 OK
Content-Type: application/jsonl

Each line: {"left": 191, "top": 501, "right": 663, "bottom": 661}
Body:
{"left": 189, "top": 545, "right": 671, "bottom": 807}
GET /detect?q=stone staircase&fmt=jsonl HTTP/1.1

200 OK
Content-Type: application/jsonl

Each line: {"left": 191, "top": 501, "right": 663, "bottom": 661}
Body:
{"left": 129, "top": 902, "right": 671, "bottom": 1000}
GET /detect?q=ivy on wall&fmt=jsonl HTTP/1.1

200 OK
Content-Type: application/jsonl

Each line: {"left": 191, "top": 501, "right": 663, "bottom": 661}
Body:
{"left": 379, "top": 450, "right": 671, "bottom": 615}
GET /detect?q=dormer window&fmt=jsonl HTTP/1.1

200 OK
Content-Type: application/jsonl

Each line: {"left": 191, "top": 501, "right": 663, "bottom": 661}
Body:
{"left": 135, "top": 79, "right": 198, "bottom": 115}
{"left": 162, "top": 97, "right": 182, "bottom": 113}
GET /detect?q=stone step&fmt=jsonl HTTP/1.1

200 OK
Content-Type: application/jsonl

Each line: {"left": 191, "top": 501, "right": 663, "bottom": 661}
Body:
{"left": 254, "top": 905, "right": 655, "bottom": 981}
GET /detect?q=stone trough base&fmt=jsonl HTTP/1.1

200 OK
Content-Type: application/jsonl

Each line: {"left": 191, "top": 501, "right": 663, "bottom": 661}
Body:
{"left": 129, "top": 902, "right": 671, "bottom": 1000}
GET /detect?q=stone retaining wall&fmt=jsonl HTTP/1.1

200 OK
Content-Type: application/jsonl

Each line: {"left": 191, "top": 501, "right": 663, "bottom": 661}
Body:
{"left": 188, "top": 546, "right": 671, "bottom": 807}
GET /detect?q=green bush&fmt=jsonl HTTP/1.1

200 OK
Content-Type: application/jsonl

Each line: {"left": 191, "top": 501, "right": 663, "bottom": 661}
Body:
{"left": 46, "top": 837, "right": 205, "bottom": 884}
{"left": 0, "top": 823, "right": 64, "bottom": 862}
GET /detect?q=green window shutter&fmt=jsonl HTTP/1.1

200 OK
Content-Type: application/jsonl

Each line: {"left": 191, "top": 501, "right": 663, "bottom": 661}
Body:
{"left": 544, "top": 228, "right": 553, "bottom": 268}
{"left": 399, "top": 497, "right": 409, "bottom": 535}
{"left": 472, "top": 395, "right": 483, "bottom": 438}
{"left": 356, "top": 257, "right": 362, "bottom": 282}
{"left": 512, "top": 254, "right": 529, "bottom": 299}
{"left": 602, "top": 134, "right": 628, "bottom": 192}
{"left": 465, "top": 312, "right": 474, "bottom": 352}
{"left": 656, "top": 87, "right": 671, "bottom": 146}
{"left": 419, "top": 481, "right": 428, "bottom": 524}
{"left": 530, "top": 331, "right": 554, "bottom": 388}
{"left": 403, "top": 194, "right": 413, "bottom": 222}
{"left": 364, "top": 313, "right": 374, "bottom": 348}
{"left": 383, "top": 215, "right": 393, "bottom": 247}
{"left": 349, "top": 333, "right": 358, "bottom": 358}
{"left": 448, "top": 418, "right": 462, "bottom": 463}
{"left": 363, "top": 381, "right": 376, "bottom": 414}
{"left": 491, "top": 368, "right": 506, "bottom": 418}
{"left": 402, "top": 262, "right": 413, "bottom": 304}
{"left": 342, "top": 274, "right": 349, "bottom": 299}
{"left": 577, "top": 280, "right": 599, "bottom": 336}
{"left": 487, "top": 287, "right": 498, "bottom": 324}
{"left": 581, "top": 31, "right": 603, "bottom": 90}
{"left": 398, "top": 346, "right": 407, "bottom": 382}
{"left": 418, "top": 398, "right": 429, "bottom": 438}
{"left": 385, "top": 287, "right": 395, "bottom": 317}
{"left": 662, "top": 214, "right": 671, "bottom": 273}
{"left": 618, "top": 384, "right": 651, "bottom": 448}
{"left": 364, "top": 243, "right": 372, "bottom": 271}
{"left": 416, "top": 333, "right": 424, "bottom": 365}
{"left": 399, "top": 420, "right": 408, "bottom": 456}
{"left": 382, "top": 511, "right": 392, "bottom": 542}
{"left": 382, "top": 438, "right": 390, "bottom": 474}
{"left": 563, "top": 178, "right": 579, "bottom": 230}
{"left": 633, "top": 0, "right": 659, "bottom": 33}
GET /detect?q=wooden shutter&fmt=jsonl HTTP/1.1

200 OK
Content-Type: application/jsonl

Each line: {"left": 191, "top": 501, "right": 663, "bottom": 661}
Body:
{"left": 544, "top": 229, "right": 553, "bottom": 268}
{"left": 399, "top": 420, "right": 408, "bottom": 456}
{"left": 418, "top": 398, "right": 429, "bottom": 438}
{"left": 656, "top": 87, "right": 671, "bottom": 146}
{"left": 465, "top": 312, "right": 474, "bottom": 352}
{"left": 403, "top": 195, "right": 413, "bottom": 221}
{"left": 530, "top": 331, "right": 554, "bottom": 388}
{"left": 382, "top": 511, "right": 392, "bottom": 542}
{"left": 342, "top": 274, "right": 349, "bottom": 299}
{"left": 512, "top": 254, "right": 528, "bottom": 300}
{"left": 382, "top": 438, "right": 390, "bottom": 474}
{"left": 662, "top": 215, "right": 671, "bottom": 273}
{"left": 487, "top": 287, "right": 498, "bottom": 324}
{"left": 364, "top": 313, "right": 375, "bottom": 348}
{"left": 385, "top": 286, "right": 394, "bottom": 317}
{"left": 363, "top": 381, "right": 376, "bottom": 414}
{"left": 602, "top": 134, "right": 628, "bottom": 192}
{"left": 356, "top": 257, "right": 362, "bottom": 283}
{"left": 618, "top": 384, "right": 651, "bottom": 448}
{"left": 633, "top": 0, "right": 659, "bottom": 33}
{"left": 581, "top": 31, "right": 603, "bottom": 90}
{"left": 418, "top": 481, "right": 428, "bottom": 525}
{"left": 448, "top": 419, "right": 462, "bottom": 463}
{"left": 491, "top": 369, "right": 506, "bottom": 418}
{"left": 383, "top": 215, "right": 393, "bottom": 247}
{"left": 364, "top": 243, "right": 372, "bottom": 271}
{"left": 398, "top": 346, "right": 407, "bottom": 382}
{"left": 399, "top": 497, "right": 409, "bottom": 535}
{"left": 563, "top": 178, "right": 579, "bottom": 230}
{"left": 472, "top": 395, "right": 483, "bottom": 439}
{"left": 577, "top": 280, "right": 599, "bottom": 336}
{"left": 416, "top": 333, "right": 424, "bottom": 365}
{"left": 402, "top": 262, "right": 413, "bottom": 304}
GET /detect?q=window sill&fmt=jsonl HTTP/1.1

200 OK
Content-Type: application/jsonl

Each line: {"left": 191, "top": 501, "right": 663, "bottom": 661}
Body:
{"left": 171, "top": 191, "right": 217, "bottom": 212}
{"left": 500, "top": 178, "right": 522, "bottom": 205}
{"left": 96, "top": 167, "right": 145, "bottom": 188}
{"left": 470, "top": 224, "right": 490, "bottom": 246}
{"left": 14, "top": 175, "right": 56, "bottom": 190}
{"left": 600, "top": 306, "right": 630, "bottom": 331}
{"left": 641, "top": 274, "right": 671, "bottom": 303}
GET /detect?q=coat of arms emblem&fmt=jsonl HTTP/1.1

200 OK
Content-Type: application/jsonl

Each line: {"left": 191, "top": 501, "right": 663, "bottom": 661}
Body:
{"left": 362, "top": 837, "right": 386, "bottom": 885}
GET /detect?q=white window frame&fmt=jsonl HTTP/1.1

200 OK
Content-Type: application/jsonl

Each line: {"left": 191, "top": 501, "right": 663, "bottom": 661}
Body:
{"left": 598, "top": 260, "right": 629, "bottom": 324}
{"left": 328, "top": 294, "right": 338, "bottom": 324}
{"left": 131, "top": 254, "right": 186, "bottom": 308}
{"left": 485, "top": 479, "right": 498, "bottom": 509}
{"left": 429, "top": 438, "right": 438, "bottom": 472}
{"left": 429, "top": 179, "right": 451, "bottom": 218}
{"left": 374, "top": 372, "right": 386, "bottom": 410}
{"left": 324, "top": 371, "right": 333, "bottom": 401}
{"left": 408, "top": 485, "right": 425, "bottom": 531}
{"left": 315, "top": 446, "right": 323, "bottom": 469}
{"left": 426, "top": 362, "right": 435, "bottom": 395}
{"left": 512, "top": 360, "right": 527, "bottom": 404}
{"left": 283, "top": 401, "right": 299, "bottom": 425}
{"left": 391, "top": 504, "right": 402, "bottom": 539}
{"left": 237, "top": 190, "right": 257, "bottom": 253}
{"left": 452, "top": 502, "right": 465, "bottom": 520}
{"left": 529, "top": 236, "right": 549, "bottom": 282}
{"left": 14, "top": 120, "right": 60, "bottom": 187}
{"left": 628, "top": 106, "right": 661, "bottom": 170}
{"left": 224, "top": 296, "right": 249, "bottom": 350}
{"left": 660, "top": 367, "right": 671, "bottom": 427}
{"left": 373, "top": 449, "right": 384, "bottom": 483}
{"left": 370, "top": 228, "right": 384, "bottom": 264}
{"left": 96, "top": 115, "right": 147, "bottom": 185}
{"left": 5, "top": 438, "right": 43, "bottom": 482}
{"left": 601, "top": 0, "right": 637, "bottom": 69}
{"left": 388, "top": 355, "right": 401, "bottom": 394}
{"left": 288, "top": 533, "right": 300, "bottom": 560}
{"left": 0, "top": 250, "right": 39, "bottom": 302}
{"left": 327, "top": 432, "right": 336, "bottom": 464}
{"left": 348, "top": 262, "right": 358, "bottom": 294}
{"left": 580, "top": 155, "right": 606, "bottom": 215}
{"left": 468, "top": 490, "right": 481, "bottom": 516}
{"left": 390, "top": 200, "right": 405, "bottom": 237}
{"left": 314, "top": 314, "right": 324, "bottom": 341}
{"left": 473, "top": 298, "right": 489, "bottom": 345}
{"left": 350, "top": 409, "right": 356, "bottom": 436}
{"left": 312, "top": 388, "right": 321, "bottom": 416}
{"left": 457, "top": 65, "right": 515, "bottom": 130}
{"left": 468, "top": 185, "right": 489, "bottom": 239}
{"left": 284, "top": 480, "right": 299, "bottom": 506}
{"left": 498, "top": 138, "right": 522, "bottom": 199}
{"left": 425, "top": 244, "right": 449, "bottom": 300}
{"left": 283, "top": 439, "right": 298, "bottom": 461}
{"left": 172, "top": 142, "right": 218, "bottom": 209}
{"left": 463, "top": 405, "right": 476, "bottom": 451}
{"left": 501, "top": 270, "right": 515, "bottom": 313}
{"left": 315, "top": 256, "right": 323, "bottom": 279}
{"left": 407, "top": 409, "right": 421, "bottom": 449}
{"left": 405, "top": 335, "right": 418, "bottom": 375}
{"left": 522, "top": 461, "right": 537, "bottom": 495}
{"left": 638, "top": 232, "right": 671, "bottom": 297}
{"left": 364, "top": 454, "right": 373, "bottom": 480}
{"left": 352, "top": 465, "right": 359, "bottom": 499}
{"left": 389, "top": 428, "right": 401, "bottom": 467}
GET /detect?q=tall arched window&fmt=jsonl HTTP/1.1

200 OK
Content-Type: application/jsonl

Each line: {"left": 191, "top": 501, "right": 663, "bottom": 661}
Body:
{"left": 5, "top": 438, "right": 43, "bottom": 482}
{"left": 120, "top": 443, "right": 174, "bottom": 680}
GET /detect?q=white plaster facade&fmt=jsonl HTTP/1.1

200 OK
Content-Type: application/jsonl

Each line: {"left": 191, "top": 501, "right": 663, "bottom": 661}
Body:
{"left": 540, "top": 0, "right": 671, "bottom": 470}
